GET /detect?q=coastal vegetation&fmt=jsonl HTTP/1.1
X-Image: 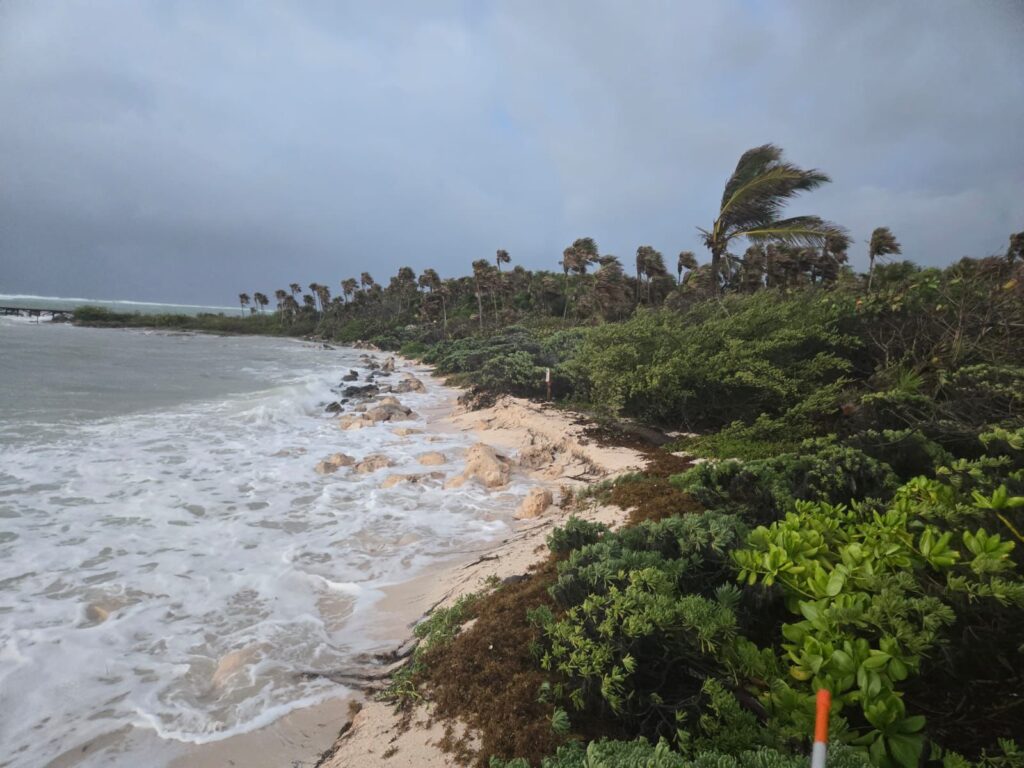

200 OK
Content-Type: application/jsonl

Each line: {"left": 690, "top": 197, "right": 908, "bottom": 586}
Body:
{"left": 71, "top": 145, "right": 1024, "bottom": 768}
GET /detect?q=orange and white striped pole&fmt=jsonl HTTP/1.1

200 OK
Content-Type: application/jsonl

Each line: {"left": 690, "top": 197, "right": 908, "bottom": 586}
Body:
{"left": 812, "top": 688, "right": 831, "bottom": 768}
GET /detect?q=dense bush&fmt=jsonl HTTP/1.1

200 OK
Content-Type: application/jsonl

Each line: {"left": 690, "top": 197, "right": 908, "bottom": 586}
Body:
{"left": 570, "top": 292, "right": 855, "bottom": 428}
{"left": 672, "top": 440, "right": 897, "bottom": 525}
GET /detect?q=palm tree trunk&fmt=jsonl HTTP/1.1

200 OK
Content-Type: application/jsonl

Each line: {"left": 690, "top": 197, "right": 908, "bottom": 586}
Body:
{"left": 476, "top": 290, "right": 484, "bottom": 332}
{"left": 867, "top": 255, "right": 876, "bottom": 293}
{"left": 710, "top": 245, "right": 723, "bottom": 294}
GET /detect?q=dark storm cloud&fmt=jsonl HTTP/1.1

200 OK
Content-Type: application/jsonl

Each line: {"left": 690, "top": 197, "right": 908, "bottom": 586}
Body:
{"left": 1, "top": 1, "right": 1022, "bottom": 303}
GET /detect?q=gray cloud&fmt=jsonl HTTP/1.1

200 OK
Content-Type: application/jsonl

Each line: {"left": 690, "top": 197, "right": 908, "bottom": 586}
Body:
{"left": 1, "top": 0, "right": 1022, "bottom": 304}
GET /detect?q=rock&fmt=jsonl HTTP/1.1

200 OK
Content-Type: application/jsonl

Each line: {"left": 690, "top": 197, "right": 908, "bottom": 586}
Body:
{"left": 85, "top": 603, "right": 110, "bottom": 624}
{"left": 391, "top": 427, "right": 423, "bottom": 436}
{"left": 380, "top": 472, "right": 445, "bottom": 489}
{"left": 445, "top": 443, "right": 512, "bottom": 489}
{"left": 377, "top": 395, "right": 403, "bottom": 407}
{"left": 315, "top": 453, "right": 356, "bottom": 474}
{"left": 417, "top": 452, "right": 447, "bottom": 466}
{"left": 366, "top": 404, "right": 413, "bottom": 422}
{"left": 341, "top": 370, "right": 359, "bottom": 382}
{"left": 342, "top": 384, "right": 379, "bottom": 398}
{"left": 339, "top": 415, "right": 371, "bottom": 430}
{"left": 393, "top": 376, "right": 426, "bottom": 394}
{"left": 354, "top": 403, "right": 368, "bottom": 412}
{"left": 515, "top": 487, "right": 554, "bottom": 519}
{"left": 381, "top": 356, "right": 396, "bottom": 373}
{"left": 355, "top": 454, "right": 394, "bottom": 474}
{"left": 324, "top": 401, "right": 344, "bottom": 414}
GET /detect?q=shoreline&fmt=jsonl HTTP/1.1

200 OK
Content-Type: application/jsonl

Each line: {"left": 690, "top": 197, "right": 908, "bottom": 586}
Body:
{"left": 310, "top": 370, "right": 646, "bottom": 767}
{"left": 172, "top": 353, "right": 647, "bottom": 768}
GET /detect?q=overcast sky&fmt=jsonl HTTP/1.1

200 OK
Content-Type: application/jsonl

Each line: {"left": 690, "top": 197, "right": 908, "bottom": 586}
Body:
{"left": 1, "top": 1, "right": 1022, "bottom": 305}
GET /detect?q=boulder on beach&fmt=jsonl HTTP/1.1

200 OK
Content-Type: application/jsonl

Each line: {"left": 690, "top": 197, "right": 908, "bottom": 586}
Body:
{"left": 391, "top": 427, "right": 423, "bottom": 437}
{"left": 355, "top": 454, "right": 394, "bottom": 474}
{"left": 377, "top": 395, "right": 403, "bottom": 407}
{"left": 339, "top": 415, "right": 372, "bottom": 430}
{"left": 366, "top": 403, "right": 414, "bottom": 423}
{"left": 417, "top": 452, "right": 447, "bottom": 466}
{"left": 393, "top": 376, "right": 426, "bottom": 394}
{"left": 342, "top": 384, "right": 379, "bottom": 399}
{"left": 315, "top": 453, "right": 356, "bottom": 474}
{"left": 445, "top": 443, "right": 512, "bottom": 489}
{"left": 381, "top": 356, "right": 396, "bottom": 373}
{"left": 380, "top": 471, "right": 445, "bottom": 489}
{"left": 515, "top": 487, "right": 554, "bottom": 519}
{"left": 341, "top": 370, "right": 359, "bottom": 382}
{"left": 324, "top": 401, "right": 344, "bottom": 414}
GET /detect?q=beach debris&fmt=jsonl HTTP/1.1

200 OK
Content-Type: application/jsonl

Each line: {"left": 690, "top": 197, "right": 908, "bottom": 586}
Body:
{"left": 445, "top": 443, "right": 512, "bottom": 489}
{"left": 315, "top": 453, "right": 356, "bottom": 474}
{"left": 355, "top": 454, "right": 394, "bottom": 474}
{"left": 515, "top": 487, "right": 554, "bottom": 519}
{"left": 417, "top": 451, "right": 447, "bottom": 466}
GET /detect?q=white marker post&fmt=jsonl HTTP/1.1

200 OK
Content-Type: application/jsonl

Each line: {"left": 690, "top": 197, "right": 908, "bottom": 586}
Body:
{"left": 545, "top": 367, "right": 551, "bottom": 401}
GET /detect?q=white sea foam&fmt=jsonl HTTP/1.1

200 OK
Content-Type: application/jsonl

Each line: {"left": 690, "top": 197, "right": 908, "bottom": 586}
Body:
{"left": 0, "top": 339, "right": 520, "bottom": 768}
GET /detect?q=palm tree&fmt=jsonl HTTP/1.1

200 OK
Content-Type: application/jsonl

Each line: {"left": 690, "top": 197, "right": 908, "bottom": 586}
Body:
{"left": 571, "top": 238, "right": 599, "bottom": 273}
{"left": 635, "top": 246, "right": 665, "bottom": 304}
{"left": 238, "top": 293, "right": 250, "bottom": 313}
{"left": 253, "top": 292, "right": 269, "bottom": 313}
{"left": 471, "top": 259, "right": 491, "bottom": 331}
{"left": 700, "top": 144, "right": 844, "bottom": 292}
{"left": 867, "top": 227, "right": 902, "bottom": 292}
{"left": 1005, "top": 232, "right": 1023, "bottom": 264}
{"left": 289, "top": 283, "right": 302, "bottom": 297}
{"left": 315, "top": 284, "right": 331, "bottom": 313}
{"left": 359, "top": 272, "right": 376, "bottom": 293}
{"left": 418, "top": 268, "right": 447, "bottom": 337}
{"left": 274, "top": 289, "right": 288, "bottom": 311}
{"left": 307, "top": 283, "right": 321, "bottom": 312}
{"left": 495, "top": 249, "right": 511, "bottom": 271}
{"left": 341, "top": 278, "right": 358, "bottom": 303}
{"left": 677, "top": 251, "right": 698, "bottom": 282}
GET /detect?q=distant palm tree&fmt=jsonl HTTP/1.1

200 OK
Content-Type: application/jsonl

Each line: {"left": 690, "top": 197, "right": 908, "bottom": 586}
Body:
{"left": 274, "top": 289, "right": 288, "bottom": 310}
{"left": 571, "top": 238, "right": 599, "bottom": 273}
{"left": 253, "top": 292, "right": 269, "bottom": 313}
{"left": 677, "top": 251, "right": 698, "bottom": 282}
{"left": 1007, "top": 232, "right": 1024, "bottom": 264}
{"left": 359, "top": 273, "right": 376, "bottom": 293}
{"left": 495, "top": 249, "right": 511, "bottom": 271}
{"left": 238, "top": 293, "right": 250, "bottom": 313}
{"left": 289, "top": 283, "right": 302, "bottom": 297}
{"left": 471, "top": 259, "right": 491, "bottom": 331}
{"left": 341, "top": 278, "right": 358, "bottom": 303}
{"left": 700, "top": 144, "right": 844, "bottom": 292}
{"left": 867, "top": 227, "right": 902, "bottom": 292}
{"left": 635, "top": 246, "right": 665, "bottom": 304}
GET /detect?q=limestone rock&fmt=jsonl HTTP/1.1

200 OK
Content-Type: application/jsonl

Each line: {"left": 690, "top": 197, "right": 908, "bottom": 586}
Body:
{"left": 393, "top": 376, "right": 426, "bottom": 394}
{"left": 355, "top": 454, "right": 394, "bottom": 474}
{"left": 515, "top": 487, "right": 554, "bottom": 519}
{"left": 391, "top": 427, "right": 423, "bottom": 437}
{"left": 380, "top": 471, "right": 445, "bottom": 489}
{"left": 339, "top": 415, "right": 371, "bottom": 430}
{"left": 381, "top": 356, "right": 396, "bottom": 373}
{"left": 377, "top": 395, "right": 403, "bottom": 407}
{"left": 315, "top": 453, "right": 356, "bottom": 474}
{"left": 445, "top": 443, "right": 512, "bottom": 489}
{"left": 417, "top": 452, "right": 447, "bottom": 466}
{"left": 366, "top": 403, "right": 413, "bottom": 422}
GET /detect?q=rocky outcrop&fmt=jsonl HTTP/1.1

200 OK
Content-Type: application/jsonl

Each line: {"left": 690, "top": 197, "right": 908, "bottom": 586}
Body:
{"left": 515, "top": 487, "right": 554, "bottom": 519}
{"left": 445, "top": 443, "right": 512, "bottom": 489}
{"left": 417, "top": 452, "right": 447, "bottom": 466}
{"left": 324, "top": 401, "right": 344, "bottom": 414}
{"left": 355, "top": 454, "right": 394, "bottom": 474}
{"left": 342, "top": 384, "right": 379, "bottom": 398}
{"left": 315, "top": 453, "right": 356, "bottom": 474}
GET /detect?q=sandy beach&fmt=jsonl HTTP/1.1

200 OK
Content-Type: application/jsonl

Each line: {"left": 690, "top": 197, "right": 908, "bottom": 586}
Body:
{"left": 309, "top": 371, "right": 646, "bottom": 767}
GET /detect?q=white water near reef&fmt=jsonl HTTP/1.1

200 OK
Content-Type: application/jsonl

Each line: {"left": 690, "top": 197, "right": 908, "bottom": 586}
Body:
{"left": 0, "top": 317, "right": 522, "bottom": 767}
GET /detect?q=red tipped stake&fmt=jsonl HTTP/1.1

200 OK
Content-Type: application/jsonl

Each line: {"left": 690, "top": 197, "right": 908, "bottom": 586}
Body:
{"left": 811, "top": 688, "right": 831, "bottom": 768}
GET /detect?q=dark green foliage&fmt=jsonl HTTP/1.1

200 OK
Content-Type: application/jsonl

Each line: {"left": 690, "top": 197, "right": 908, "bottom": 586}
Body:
{"left": 672, "top": 440, "right": 897, "bottom": 524}
{"left": 547, "top": 517, "right": 609, "bottom": 557}
{"left": 572, "top": 292, "right": 854, "bottom": 428}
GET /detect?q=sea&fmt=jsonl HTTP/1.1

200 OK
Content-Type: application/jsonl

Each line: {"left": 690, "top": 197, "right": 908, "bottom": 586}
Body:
{"left": 0, "top": 301, "right": 521, "bottom": 767}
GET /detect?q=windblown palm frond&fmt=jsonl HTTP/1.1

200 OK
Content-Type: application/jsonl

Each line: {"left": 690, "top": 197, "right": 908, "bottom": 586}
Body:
{"left": 702, "top": 144, "right": 845, "bottom": 292}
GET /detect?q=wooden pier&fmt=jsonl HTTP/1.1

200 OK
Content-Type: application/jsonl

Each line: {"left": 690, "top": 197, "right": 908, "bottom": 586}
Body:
{"left": 1, "top": 306, "right": 75, "bottom": 322}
